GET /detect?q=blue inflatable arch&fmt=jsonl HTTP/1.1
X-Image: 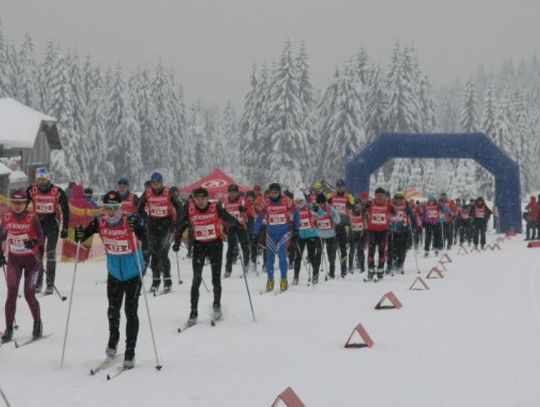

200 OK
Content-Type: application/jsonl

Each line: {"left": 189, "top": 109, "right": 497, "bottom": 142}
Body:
{"left": 346, "top": 133, "right": 522, "bottom": 233}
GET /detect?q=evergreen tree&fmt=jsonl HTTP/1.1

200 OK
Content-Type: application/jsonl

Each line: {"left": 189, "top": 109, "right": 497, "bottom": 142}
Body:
{"left": 364, "top": 64, "right": 387, "bottom": 145}
{"left": 0, "top": 20, "right": 9, "bottom": 98}
{"left": 16, "top": 33, "right": 38, "bottom": 108}
{"left": 459, "top": 80, "right": 478, "bottom": 132}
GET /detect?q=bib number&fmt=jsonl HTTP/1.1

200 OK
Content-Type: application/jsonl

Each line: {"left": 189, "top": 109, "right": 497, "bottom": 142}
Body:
{"left": 194, "top": 224, "right": 217, "bottom": 241}
{"left": 269, "top": 213, "right": 286, "bottom": 226}
{"left": 300, "top": 218, "right": 311, "bottom": 230}
{"left": 150, "top": 206, "right": 168, "bottom": 218}
{"left": 36, "top": 202, "right": 54, "bottom": 214}
{"left": 334, "top": 202, "right": 346, "bottom": 214}
{"left": 351, "top": 222, "right": 364, "bottom": 231}
{"left": 8, "top": 234, "right": 31, "bottom": 254}
{"left": 103, "top": 238, "right": 130, "bottom": 255}
{"left": 372, "top": 214, "right": 386, "bottom": 225}
{"left": 317, "top": 219, "right": 332, "bottom": 230}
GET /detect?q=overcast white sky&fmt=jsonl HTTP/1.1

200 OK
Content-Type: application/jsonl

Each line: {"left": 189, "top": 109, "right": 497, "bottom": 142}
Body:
{"left": 2, "top": 0, "right": 539, "bottom": 107}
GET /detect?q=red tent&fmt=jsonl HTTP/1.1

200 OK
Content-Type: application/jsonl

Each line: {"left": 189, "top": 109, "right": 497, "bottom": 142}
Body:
{"left": 179, "top": 169, "right": 251, "bottom": 199}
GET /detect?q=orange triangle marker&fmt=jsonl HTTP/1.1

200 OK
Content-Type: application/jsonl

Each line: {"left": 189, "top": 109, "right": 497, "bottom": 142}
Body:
{"left": 374, "top": 291, "right": 403, "bottom": 310}
{"left": 271, "top": 387, "right": 306, "bottom": 407}
{"left": 410, "top": 276, "right": 429, "bottom": 290}
{"left": 344, "top": 323, "right": 374, "bottom": 348}
{"left": 426, "top": 267, "right": 444, "bottom": 279}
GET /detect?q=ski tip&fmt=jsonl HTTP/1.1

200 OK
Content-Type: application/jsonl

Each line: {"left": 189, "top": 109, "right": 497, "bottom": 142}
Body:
{"left": 90, "top": 369, "right": 96, "bottom": 376}
{"left": 211, "top": 320, "right": 215, "bottom": 326}
{"left": 106, "top": 374, "right": 111, "bottom": 380}
{"left": 177, "top": 327, "right": 182, "bottom": 333}
{"left": 155, "top": 365, "right": 163, "bottom": 371}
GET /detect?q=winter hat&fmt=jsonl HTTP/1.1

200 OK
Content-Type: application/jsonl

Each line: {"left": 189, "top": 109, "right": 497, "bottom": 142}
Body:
{"left": 359, "top": 191, "right": 369, "bottom": 200}
{"left": 427, "top": 193, "right": 436, "bottom": 201}
{"left": 374, "top": 187, "right": 385, "bottom": 195}
{"left": 117, "top": 177, "right": 129, "bottom": 186}
{"left": 336, "top": 179, "right": 346, "bottom": 187}
{"left": 193, "top": 187, "right": 209, "bottom": 197}
{"left": 293, "top": 190, "right": 306, "bottom": 202}
{"left": 394, "top": 191, "right": 404, "bottom": 199}
{"left": 269, "top": 183, "right": 281, "bottom": 192}
{"left": 103, "top": 191, "right": 121, "bottom": 204}
{"left": 150, "top": 172, "right": 163, "bottom": 183}
{"left": 253, "top": 184, "right": 262, "bottom": 192}
{"left": 228, "top": 184, "right": 239, "bottom": 192}
{"left": 35, "top": 167, "right": 50, "bottom": 180}
{"left": 84, "top": 188, "right": 93, "bottom": 197}
{"left": 10, "top": 190, "right": 27, "bottom": 202}
{"left": 312, "top": 181, "right": 322, "bottom": 191}
{"left": 316, "top": 193, "right": 327, "bottom": 204}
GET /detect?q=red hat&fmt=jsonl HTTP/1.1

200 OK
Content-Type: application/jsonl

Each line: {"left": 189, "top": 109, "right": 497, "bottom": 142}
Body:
{"left": 10, "top": 190, "right": 27, "bottom": 202}
{"left": 359, "top": 191, "right": 369, "bottom": 200}
{"left": 253, "top": 184, "right": 262, "bottom": 191}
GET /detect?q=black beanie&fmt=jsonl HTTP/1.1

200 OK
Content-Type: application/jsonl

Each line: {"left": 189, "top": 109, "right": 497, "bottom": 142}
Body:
{"left": 269, "top": 183, "right": 281, "bottom": 192}
{"left": 316, "top": 193, "right": 327, "bottom": 204}
{"left": 375, "top": 187, "right": 385, "bottom": 195}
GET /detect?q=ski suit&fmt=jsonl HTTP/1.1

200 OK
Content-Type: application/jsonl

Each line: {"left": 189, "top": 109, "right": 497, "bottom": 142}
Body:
{"left": 348, "top": 206, "right": 367, "bottom": 272}
{"left": 387, "top": 200, "right": 416, "bottom": 273}
{"left": 292, "top": 203, "right": 321, "bottom": 281}
{"left": 366, "top": 200, "right": 392, "bottom": 277}
{"left": 470, "top": 203, "right": 492, "bottom": 248}
{"left": 326, "top": 191, "right": 355, "bottom": 276}
{"left": 312, "top": 203, "right": 341, "bottom": 278}
{"left": 223, "top": 196, "right": 250, "bottom": 276}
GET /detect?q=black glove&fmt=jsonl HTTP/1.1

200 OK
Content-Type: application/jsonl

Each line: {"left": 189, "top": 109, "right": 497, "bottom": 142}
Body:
{"left": 172, "top": 241, "right": 180, "bottom": 252}
{"left": 127, "top": 214, "right": 138, "bottom": 230}
{"left": 24, "top": 239, "right": 37, "bottom": 249}
{"left": 60, "top": 228, "right": 68, "bottom": 239}
{"left": 312, "top": 204, "right": 319, "bottom": 212}
{"left": 74, "top": 225, "right": 85, "bottom": 242}
{"left": 239, "top": 205, "right": 247, "bottom": 213}
{"left": 0, "top": 254, "right": 6, "bottom": 267}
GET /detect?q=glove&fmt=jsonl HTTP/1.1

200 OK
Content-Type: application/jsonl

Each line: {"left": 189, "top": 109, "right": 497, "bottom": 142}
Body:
{"left": 312, "top": 204, "right": 319, "bottom": 212}
{"left": 60, "top": 228, "right": 68, "bottom": 239}
{"left": 24, "top": 239, "right": 37, "bottom": 249}
{"left": 127, "top": 214, "right": 138, "bottom": 229}
{"left": 0, "top": 254, "right": 6, "bottom": 267}
{"left": 238, "top": 205, "right": 247, "bottom": 213}
{"left": 172, "top": 241, "right": 180, "bottom": 252}
{"left": 74, "top": 225, "right": 85, "bottom": 242}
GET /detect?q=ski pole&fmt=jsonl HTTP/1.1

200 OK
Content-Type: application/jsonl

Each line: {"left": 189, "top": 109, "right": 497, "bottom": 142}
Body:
{"left": 236, "top": 230, "right": 256, "bottom": 321}
{"left": 32, "top": 252, "right": 67, "bottom": 302}
{"left": 0, "top": 384, "right": 12, "bottom": 407}
{"left": 60, "top": 241, "right": 81, "bottom": 369}
{"left": 132, "top": 234, "right": 162, "bottom": 371}
{"left": 175, "top": 252, "right": 183, "bottom": 285}
{"left": 409, "top": 223, "right": 421, "bottom": 274}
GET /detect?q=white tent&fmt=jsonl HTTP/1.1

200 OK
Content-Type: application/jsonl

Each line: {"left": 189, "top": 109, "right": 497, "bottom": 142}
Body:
{"left": 0, "top": 97, "right": 58, "bottom": 149}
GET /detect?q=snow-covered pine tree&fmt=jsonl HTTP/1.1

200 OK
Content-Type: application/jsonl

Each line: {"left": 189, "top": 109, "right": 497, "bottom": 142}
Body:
{"left": 220, "top": 101, "right": 240, "bottom": 177}
{"left": 319, "top": 62, "right": 365, "bottom": 183}
{"left": 264, "top": 40, "right": 307, "bottom": 188}
{"left": 39, "top": 41, "right": 60, "bottom": 114}
{"left": 0, "top": 20, "right": 9, "bottom": 98}
{"left": 477, "top": 83, "right": 498, "bottom": 199}
{"left": 364, "top": 63, "right": 386, "bottom": 145}
{"left": 16, "top": 33, "right": 39, "bottom": 108}
{"left": 459, "top": 80, "right": 478, "bottom": 133}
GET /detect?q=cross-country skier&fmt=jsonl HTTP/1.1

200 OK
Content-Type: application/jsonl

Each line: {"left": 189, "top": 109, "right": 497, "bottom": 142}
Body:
{"left": 248, "top": 195, "right": 267, "bottom": 273}
{"left": 365, "top": 187, "right": 393, "bottom": 281}
{"left": 309, "top": 181, "right": 323, "bottom": 203}
{"left": 456, "top": 200, "right": 472, "bottom": 246}
{"left": 0, "top": 190, "right": 44, "bottom": 343}
{"left": 137, "top": 172, "right": 181, "bottom": 293}
{"left": 348, "top": 193, "right": 368, "bottom": 273}
{"left": 326, "top": 179, "right": 355, "bottom": 277}
{"left": 25, "top": 167, "right": 70, "bottom": 295}
{"left": 116, "top": 178, "right": 139, "bottom": 215}
{"left": 439, "top": 193, "right": 457, "bottom": 250}
{"left": 291, "top": 191, "right": 321, "bottom": 285}
{"left": 422, "top": 193, "right": 449, "bottom": 257}
{"left": 470, "top": 197, "right": 492, "bottom": 250}
{"left": 525, "top": 196, "right": 539, "bottom": 240}
{"left": 75, "top": 191, "right": 146, "bottom": 369}
{"left": 173, "top": 187, "right": 240, "bottom": 326}
{"left": 223, "top": 184, "right": 250, "bottom": 277}
{"left": 254, "top": 183, "right": 299, "bottom": 292}
{"left": 312, "top": 193, "right": 341, "bottom": 279}
{"left": 387, "top": 191, "right": 416, "bottom": 275}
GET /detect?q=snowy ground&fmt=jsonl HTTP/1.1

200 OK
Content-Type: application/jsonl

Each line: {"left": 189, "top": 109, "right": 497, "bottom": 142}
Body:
{"left": 1, "top": 233, "right": 540, "bottom": 406}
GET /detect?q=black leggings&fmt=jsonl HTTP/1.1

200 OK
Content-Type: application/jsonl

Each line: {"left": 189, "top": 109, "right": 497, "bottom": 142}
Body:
{"left": 367, "top": 230, "right": 388, "bottom": 270}
{"left": 191, "top": 240, "right": 223, "bottom": 311}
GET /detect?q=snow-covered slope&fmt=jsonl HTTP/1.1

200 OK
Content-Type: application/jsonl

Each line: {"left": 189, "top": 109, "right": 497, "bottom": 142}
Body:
{"left": 1, "top": 233, "right": 539, "bottom": 406}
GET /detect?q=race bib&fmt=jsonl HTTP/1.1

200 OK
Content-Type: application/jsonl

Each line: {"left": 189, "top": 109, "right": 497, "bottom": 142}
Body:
{"left": 372, "top": 214, "right": 386, "bottom": 225}
{"left": 268, "top": 213, "right": 286, "bottom": 225}
{"left": 194, "top": 224, "right": 217, "bottom": 241}
{"left": 7, "top": 234, "right": 30, "bottom": 254}
{"left": 150, "top": 206, "right": 168, "bottom": 217}
{"left": 427, "top": 210, "right": 438, "bottom": 219}
{"left": 351, "top": 222, "right": 364, "bottom": 231}
{"left": 36, "top": 202, "right": 54, "bottom": 214}
{"left": 103, "top": 238, "right": 130, "bottom": 255}
{"left": 317, "top": 219, "right": 332, "bottom": 230}
{"left": 334, "top": 202, "right": 347, "bottom": 214}
{"left": 300, "top": 218, "right": 311, "bottom": 230}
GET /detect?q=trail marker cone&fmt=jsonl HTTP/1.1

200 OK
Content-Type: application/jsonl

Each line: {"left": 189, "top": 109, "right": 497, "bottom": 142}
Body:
{"left": 410, "top": 276, "right": 429, "bottom": 290}
{"left": 271, "top": 387, "right": 306, "bottom": 407}
{"left": 344, "top": 323, "right": 374, "bottom": 349}
{"left": 439, "top": 253, "right": 453, "bottom": 264}
{"left": 374, "top": 291, "right": 403, "bottom": 310}
{"left": 457, "top": 245, "right": 469, "bottom": 254}
{"left": 426, "top": 267, "right": 444, "bottom": 279}
{"left": 490, "top": 243, "right": 501, "bottom": 251}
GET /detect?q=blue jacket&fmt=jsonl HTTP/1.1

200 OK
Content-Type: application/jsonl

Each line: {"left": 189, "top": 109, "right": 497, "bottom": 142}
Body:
{"left": 254, "top": 195, "right": 300, "bottom": 236}
{"left": 297, "top": 203, "right": 319, "bottom": 239}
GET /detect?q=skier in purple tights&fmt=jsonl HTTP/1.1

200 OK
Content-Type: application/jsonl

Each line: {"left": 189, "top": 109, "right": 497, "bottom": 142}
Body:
{"left": 0, "top": 190, "right": 45, "bottom": 343}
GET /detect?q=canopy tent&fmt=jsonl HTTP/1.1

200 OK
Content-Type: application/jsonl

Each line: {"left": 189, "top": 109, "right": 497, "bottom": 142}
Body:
{"left": 0, "top": 97, "right": 60, "bottom": 149}
{"left": 179, "top": 169, "right": 251, "bottom": 199}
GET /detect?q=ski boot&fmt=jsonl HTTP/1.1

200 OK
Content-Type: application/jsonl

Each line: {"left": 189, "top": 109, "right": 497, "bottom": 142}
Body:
{"left": 312, "top": 273, "right": 319, "bottom": 285}
{"left": 44, "top": 285, "right": 54, "bottom": 296}
{"left": 280, "top": 279, "right": 288, "bottom": 292}
{"left": 150, "top": 280, "right": 160, "bottom": 293}
{"left": 328, "top": 271, "right": 335, "bottom": 279}
{"left": 34, "top": 280, "right": 43, "bottom": 294}
{"left": 364, "top": 268, "right": 375, "bottom": 282}
{"left": 163, "top": 279, "right": 172, "bottom": 293}
{"left": 224, "top": 269, "right": 232, "bottom": 278}
{"left": 212, "top": 303, "right": 222, "bottom": 321}
{"left": 375, "top": 270, "right": 384, "bottom": 282}
{"left": 1, "top": 325, "right": 13, "bottom": 343}
{"left": 292, "top": 275, "right": 299, "bottom": 285}
{"left": 265, "top": 279, "right": 274, "bottom": 292}
{"left": 105, "top": 346, "right": 117, "bottom": 358}
{"left": 424, "top": 251, "right": 429, "bottom": 258}
{"left": 32, "top": 320, "right": 43, "bottom": 339}
{"left": 187, "top": 309, "right": 198, "bottom": 327}
{"left": 123, "top": 349, "right": 135, "bottom": 369}
{"left": 341, "top": 268, "right": 347, "bottom": 278}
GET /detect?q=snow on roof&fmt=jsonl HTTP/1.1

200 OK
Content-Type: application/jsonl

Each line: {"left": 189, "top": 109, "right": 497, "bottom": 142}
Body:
{"left": 0, "top": 98, "right": 57, "bottom": 149}
{"left": 0, "top": 162, "right": 11, "bottom": 176}
{"left": 9, "top": 169, "right": 28, "bottom": 183}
